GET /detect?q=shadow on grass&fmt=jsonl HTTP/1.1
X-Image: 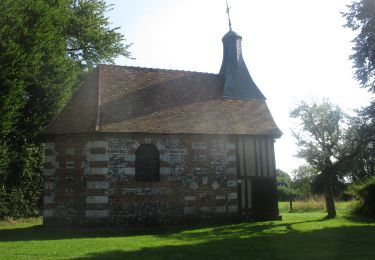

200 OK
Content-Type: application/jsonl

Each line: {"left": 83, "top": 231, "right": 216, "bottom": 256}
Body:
{"left": 71, "top": 225, "right": 375, "bottom": 260}
{"left": 342, "top": 214, "right": 375, "bottom": 224}
{"left": 1, "top": 215, "right": 375, "bottom": 259}
{"left": 0, "top": 217, "right": 327, "bottom": 242}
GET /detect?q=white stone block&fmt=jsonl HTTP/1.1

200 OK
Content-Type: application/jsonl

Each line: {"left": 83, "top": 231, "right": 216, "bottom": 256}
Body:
{"left": 85, "top": 210, "right": 109, "bottom": 218}
{"left": 160, "top": 167, "right": 170, "bottom": 175}
{"left": 184, "top": 196, "right": 196, "bottom": 201}
{"left": 132, "top": 141, "right": 140, "bottom": 149}
{"left": 193, "top": 167, "right": 207, "bottom": 175}
{"left": 228, "top": 193, "right": 238, "bottom": 200}
{"left": 87, "top": 181, "right": 109, "bottom": 189}
{"left": 124, "top": 168, "right": 135, "bottom": 175}
{"left": 43, "top": 210, "right": 54, "bottom": 218}
{"left": 211, "top": 181, "right": 220, "bottom": 190}
{"left": 87, "top": 141, "right": 108, "bottom": 149}
{"left": 85, "top": 167, "right": 108, "bottom": 175}
{"left": 88, "top": 154, "right": 108, "bottom": 162}
{"left": 66, "top": 161, "right": 74, "bottom": 169}
{"left": 44, "top": 196, "right": 53, "bottom": 204}
{"left": 228, "top": 205, "right": 238, "bottom": 213}
{"left": 86, "top": 196, "right": 108, "bottom": 204}
{"left": 227, "top": 155, "right": 236, "bottom": 162}
{"left": 216, "top": 206, "right": 227, "bottom": 213}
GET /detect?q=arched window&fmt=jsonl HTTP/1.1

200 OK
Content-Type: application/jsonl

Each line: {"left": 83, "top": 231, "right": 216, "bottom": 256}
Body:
{"left": 135, "top": 144, "right": 160, "bottom": 182}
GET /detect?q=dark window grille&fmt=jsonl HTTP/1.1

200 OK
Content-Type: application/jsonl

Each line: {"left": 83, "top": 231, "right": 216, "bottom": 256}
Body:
{"left": 135, "top": 144, "right": 160, "bottom": 182}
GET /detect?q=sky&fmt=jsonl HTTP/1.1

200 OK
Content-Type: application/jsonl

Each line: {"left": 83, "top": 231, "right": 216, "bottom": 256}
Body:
{"left": 105, "top": 0, "right": 371, "bottom": 175}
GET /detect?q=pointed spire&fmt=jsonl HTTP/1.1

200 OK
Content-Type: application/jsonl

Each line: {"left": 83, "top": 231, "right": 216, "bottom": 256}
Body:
{"left": 226, "top": 0, "right": 232, "bottom": 31}
{"left": 219, "top": 3, "right": 265, "bottom": 100}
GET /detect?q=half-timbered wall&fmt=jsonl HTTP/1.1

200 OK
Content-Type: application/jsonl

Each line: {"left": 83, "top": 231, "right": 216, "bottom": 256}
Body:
{"left": 237, "top": 136, "right": 276, "bottom": 178}
{"left": 237, "top": 136, "right": 278, "bottom": 219}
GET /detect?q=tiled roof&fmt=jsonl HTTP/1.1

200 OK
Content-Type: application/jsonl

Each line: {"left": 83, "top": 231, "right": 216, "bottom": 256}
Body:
{"left": 44, "top": 65, "right": 281, "bottom": 137}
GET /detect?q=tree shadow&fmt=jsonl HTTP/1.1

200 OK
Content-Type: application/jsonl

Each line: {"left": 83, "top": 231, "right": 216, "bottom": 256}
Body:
{"left": 71, "top": 225, "right": 375, "bottom": 260}
{"left": 0, "top": 218, "right": 323, "bottom": 242}
{"left": 1, "top": 216, "right": 375, "bottom": 259}
{"left": 341, "top": 214, "right": 375, "bottom": 224}
{"left": 100, "top": 74, "right": 223, "bottom": 125}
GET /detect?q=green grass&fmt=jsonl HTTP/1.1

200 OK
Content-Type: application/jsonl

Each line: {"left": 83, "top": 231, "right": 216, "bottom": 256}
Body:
{"left": 279, "top": 198, "right": 357, "bottom": 213}
{"left": 0, "top": 203, "right": 374, "bottom": 259}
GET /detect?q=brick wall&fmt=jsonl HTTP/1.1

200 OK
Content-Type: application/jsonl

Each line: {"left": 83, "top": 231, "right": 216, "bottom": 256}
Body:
{"left": 43, "top": 134, "right": 238, "bottom": 226}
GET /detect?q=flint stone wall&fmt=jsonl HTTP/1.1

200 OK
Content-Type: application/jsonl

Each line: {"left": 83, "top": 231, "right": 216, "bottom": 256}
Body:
{"left": 43, "top": 134, "right": 238, "bottom": 225}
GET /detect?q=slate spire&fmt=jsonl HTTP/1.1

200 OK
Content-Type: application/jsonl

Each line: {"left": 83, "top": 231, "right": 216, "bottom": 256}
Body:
{"left": 219, "top": 9, "right": 266, "bottom": 100}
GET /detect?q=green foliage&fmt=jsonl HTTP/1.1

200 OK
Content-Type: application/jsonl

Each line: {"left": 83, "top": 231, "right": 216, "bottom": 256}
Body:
{"left": 348, "top": 176, "right": 375, "bottom": 217}
{"left": 276, "top": 169, "right": 292, "bottom": 185}
{"left": 292, "top": 165, "right": 318, "bottom": 199}
{"left": 0, "top": 0, "right": 129, "bottom": 219}
{"left": 291, "top": 99, "right": 348, "bottom": 218}
{"left": 344, "top": 0, "right": 375, "bottom": 93}
{"left": 277, "top": 186, "right": 293, "bottom": 201}
{"left": 343, "top": 0, "right": 375, "bottom": 182}
{"left": 276, "top": 169, "right": 296, "bottom": 201}
{"left": 339, "top": 114, "right": 374, "bottom": 182}
{"left": 290, "top": 99, "right": 345, "bottom": 170}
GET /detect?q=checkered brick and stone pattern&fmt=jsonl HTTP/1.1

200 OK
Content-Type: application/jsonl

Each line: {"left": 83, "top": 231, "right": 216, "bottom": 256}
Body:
{"left": 43, "top": 134, "right": 240, "bottom": 226}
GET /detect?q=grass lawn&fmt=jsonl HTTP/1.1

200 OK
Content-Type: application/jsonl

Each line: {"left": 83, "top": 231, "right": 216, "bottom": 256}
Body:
{"left": 1, "top": 203, "right": 375, "bottom": 259}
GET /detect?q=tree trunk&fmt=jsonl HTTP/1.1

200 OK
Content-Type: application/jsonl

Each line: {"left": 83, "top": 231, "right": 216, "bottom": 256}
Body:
{"left": 323, "top": 171, "right": 336, "bottom": 218}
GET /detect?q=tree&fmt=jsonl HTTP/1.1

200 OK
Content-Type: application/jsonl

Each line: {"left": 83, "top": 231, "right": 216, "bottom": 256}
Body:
{"left": 291, "top": 99, "right": 346, "bottom": 218}
{"left": 343, "top": 1, "right": 375, "bottom": 181}
{"left": 276, "top": 169, "right": 292, "bottom": 187}
{"left": 0, "top": 0, "right": 130, "bottom": 218}
{"left": 344, "top": 0, "right": 375, "bottom": 93}
{"left": 276, "top": 169, "right": 293, "bottom": 200}
{"left": 276, "top": 169, "right": 297, "bottom": 211}
{"left": 292, "top": 165, "right": 318, "bottom": 199}
{"left": 338, "top": 113, "right": 375, "bottom": 182}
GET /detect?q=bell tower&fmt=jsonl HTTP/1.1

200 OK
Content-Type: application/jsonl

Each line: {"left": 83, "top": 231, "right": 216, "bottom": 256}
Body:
{"left": 219, "top": 1, "right": 265, "bottom": 100}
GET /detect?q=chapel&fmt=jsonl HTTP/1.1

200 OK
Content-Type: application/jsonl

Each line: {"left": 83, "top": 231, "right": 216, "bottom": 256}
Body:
{"left": 42, "top": 22, "right": 282, "bottom": 225}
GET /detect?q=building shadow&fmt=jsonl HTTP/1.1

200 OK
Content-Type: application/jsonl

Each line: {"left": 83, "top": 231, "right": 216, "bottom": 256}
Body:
{"left": 70, "top": 224, "right": 375, "bottom": 260}
{"left": 0, "top": 216, "right": 356, "bottom": 243}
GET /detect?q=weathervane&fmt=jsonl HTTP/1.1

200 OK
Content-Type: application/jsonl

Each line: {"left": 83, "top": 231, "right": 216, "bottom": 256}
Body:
{"left": 226, "top": 0, "right": 232, "bottom": 31}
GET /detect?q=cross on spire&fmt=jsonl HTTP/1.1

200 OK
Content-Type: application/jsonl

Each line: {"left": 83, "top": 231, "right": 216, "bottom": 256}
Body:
{"left": 226, "top": 0, "right": 232, "bottom": 31}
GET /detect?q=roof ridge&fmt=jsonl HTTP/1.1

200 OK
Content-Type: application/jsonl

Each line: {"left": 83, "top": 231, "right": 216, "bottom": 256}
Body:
{"left": 98, "top": 64, "right": 219, "bottom": 76}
